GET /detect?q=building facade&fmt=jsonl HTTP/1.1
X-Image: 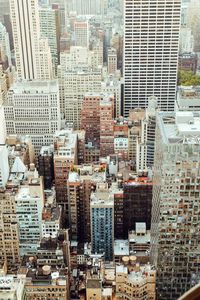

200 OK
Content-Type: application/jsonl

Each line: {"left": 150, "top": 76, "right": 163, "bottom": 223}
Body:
{"left": 74, "top": 21, "right": 89, "bottom": 48}
{"left": 16, "top": 177, "right": 44, "bottom": 256}
{"left": 123, "top": 176, "right": 152, "bottom": 238}
{"left": 91, "top": 183, "right": 114, "bottom": 261}
{"left": 54, "top": 129, "right": 78, "bottom": 225}
{"left": 123, "top": 0, "right": 181, "bottom": 116}
{"left": 151, "top": 111, "right": 200, "bottom": 299}
{"left": 100, "top": 95, "right": 114, "bottom": 157}
{"left": 4, "top": 80, "right": 61, "bottom": 156}
{"left": 0, "top": 190, "right": 20, "bottom": 270}
{"left": 10, "top": 0, "right": 53, "bottom": 80}
{"left": 80, "top": 93, "right": 101, "bottom": 146}
{"left": 38, "top": 146, "right": 54, "bottom": 190}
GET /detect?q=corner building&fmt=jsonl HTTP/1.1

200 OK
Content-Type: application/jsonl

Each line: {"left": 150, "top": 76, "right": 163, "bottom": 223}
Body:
{"left": 124, "top": 0, "right": 181, "bottom": 116}
{"left": 151, "top": 111, "right": 200, "bottom": 299}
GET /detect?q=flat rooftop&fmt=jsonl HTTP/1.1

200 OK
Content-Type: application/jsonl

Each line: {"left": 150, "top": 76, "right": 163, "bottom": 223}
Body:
{"left": 158, "top": 111, "right": 200, "bottom": 145}
{"left": 114, "top": 240, "right": 129, "bottom": 256}
{"left": 42, "top": 206, "right": 61, "bottom": 222}
{"left": 124, "top": 177, "right": 152, "bottom": 186}
{"left": 129, "top": 231, "right": 151, "bottom": 244}
{"left": 178, "top": 86, "right": 200, "bottom": 100}
{"left": 87, "top": 279, "right": 101, "bottom": 289}
{"left": 10, "top": 80, "right": 59, "bottom": 94}
{"left": 116, "top": 265, "right": 128, "bottom": 274}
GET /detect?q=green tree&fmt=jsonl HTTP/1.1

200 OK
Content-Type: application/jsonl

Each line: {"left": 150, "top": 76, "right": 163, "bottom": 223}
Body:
{"left": 178, "top": 70, "right": 200, "bottom": 86}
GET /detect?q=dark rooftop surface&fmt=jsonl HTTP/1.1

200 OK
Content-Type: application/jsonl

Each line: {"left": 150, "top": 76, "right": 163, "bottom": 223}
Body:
{"left": 87, "top": 279, "right": 101, "bottom": 289}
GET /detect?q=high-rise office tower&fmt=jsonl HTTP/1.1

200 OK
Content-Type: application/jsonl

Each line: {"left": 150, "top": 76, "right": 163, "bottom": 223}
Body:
{"left": 4, "top": 80, "right": 61, "bottom": 156}
{"left": 101, "top": 75, "right": 122, "bottom": 118}
{"left": 0, "top": 190, "right": 20, "bottom": 269}
{"left": 10, "top": 0, "right": 53, "bottom": 80}
{"left": 151, "top": 111, "right": 200, "bottom": 299}
{"left": 74, "top": 21, "right": 89, "bottom": 48}
{"left": 136, "top": 97, "right": 158, "bottom": 171}
{"left": 67, "top": 172, "right": 84, "bottom": 241}
{"left": 123, "top": 176, "right": 152, "bottom": 237}
{"left": 38, "top": 146, "right": 54, "bottom": 190}
{"left": 107, "top": 47, "right": 117, "bottom": 75}
{"left": 16, "top": 176, "right": 44, "bottom": 256}
{"left": 80, "top": 93, "right": 101, "bottom": 146}
{"left": 0, "top": 1, "right": 10, "bottom": 23}
{"left": 0, "top": 146, "right": 9, "bottom": 188}
{"left": 123, "top": 0, "right": 181, "bottom": 116}
{"left": 0, "top": 22, "right": 12, "bottom": 67}
{"left": 100, "top": 95, "right": 114, "bottom": 157}
{"left": 39, "top": 5, "right": 60, "bottom": 74}
{"left": 91, "top": 183, "right": 114, "bottom": 261}
{"left": 66, "top": 0, "right": 107, "bottom": 15}
{"left": 53, "top": 129, "right": 78, "bottom": 225}
{"left": 0, "top": 107, "right": 6, "bottom": 144}
{"left": 58, "top": 68, "right": 102, "bottom": 129}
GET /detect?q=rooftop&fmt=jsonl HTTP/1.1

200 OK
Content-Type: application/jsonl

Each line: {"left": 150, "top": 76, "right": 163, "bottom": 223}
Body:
{"left": 129, "top": 231, "right": 151, "bottom": 245}
{"left": 54, "top": 130, "right": 77, "bottom": 156}
{"left": 114, "top": 240, "right": 129, "bottom": 256}
{"left": 176, "top": 86, "right": 200, "bottom": 111}
{"left": 68, "top": 172, "right": 80, "bottom": 183}
{"left": 158, "top": 111, "right": 200, "bottom": 145}
{"left": 10, "top": 80, "right": 59, "bottom": 94}
{"left": 40, "top": 146, "right": 54, "bottom": 156}
{"left": 77, "top": 164, "right": 106, "bottom": 182}
{"left": 91, "top": 183, "right": 114, "bottom": 206}
{"left": 124, "top": 176, "right": 152, "bottom": 186}
{"left": 116, "top": 265, "right": 128, "bottom": 274}
{"left": 100, "top": 94, "right": 114, "bottom": 106}
{"left": 42, "top": 206, "right": 62, "bottom": 222}
{"left": 87, "top": 279, "right": 101, "bottom": 289}
{"left": 178, "top": 86, "right": 200, "bottom": 100}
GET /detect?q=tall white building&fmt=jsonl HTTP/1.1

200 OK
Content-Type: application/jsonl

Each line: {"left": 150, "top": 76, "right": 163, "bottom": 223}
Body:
{"left": 0, "top": 146, "right": 9, "bottom": 188}
{"left": 123, "top": 0, "right": 181, "bottom": 116}
{"left": 136, "top": 97, "right": 158, "bottom": 172}
{"left": 74, "top": 21, "right": 89, "bottom": 48}
{"left": 60, "top": 47, "right": 89, "bottom": 71}
{"left": 60, "top": 44, "right": 103, "bottom": 72}
{"left": 151, "top": 111, "right": 200, "bottom": 299}
{"left": 0, "top": 0, "right": 10, "bottom": 23}
{"left": 66, "top": 0, "right": 107, "bottom": 15}
{"left": 0, "top": 107, "right": 6, "bottom": 144}
{"left": 108, "top": 47, "right": 117, "bottom": 75}
{"left": 39, "top": 6, "right": 60, "bottom": 73}
{"left": 179, "top": 27, "right": 194, "bottom": 54}
{"left": 10, "top": 0, "right": 53, "bottom": 80}
{"left": 0, "top": 22, "right": 12, "bottom": 66}
{"left": 59, "top": 68, "right": 102, "bottom": 129}
{"left": 4, "top": 80, "right": 61, "bottom": 155}
{"left": 101, "top": 75, "right": 122, "bottom": 117}
{"left": 16, "top": 177, "right": 44, "bottom": 255}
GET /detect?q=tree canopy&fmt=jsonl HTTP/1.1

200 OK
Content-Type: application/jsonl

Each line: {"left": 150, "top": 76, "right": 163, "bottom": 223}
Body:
{"left": 178, "top": 70, "right": 200, "bottom": 86}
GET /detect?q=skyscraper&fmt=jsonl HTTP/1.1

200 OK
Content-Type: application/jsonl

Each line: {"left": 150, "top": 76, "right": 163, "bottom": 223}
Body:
{"left": 10, "top": 0, "right": 52, "bottom": 80}
{"left": 4, "top": 80, "right": 61, "bottom": 155}
{"left": 91, "top": 183, "right": 114, "bottom": 261}
{"left": 74, "top": 21, "right": 89, "bottom": 48}
{"left": 151, "top": 111, "right": 200, "bottom": 299}
{"left": 0, "top": 22, "right": 12, "bottom": 66}
{"left": 107, "top": 47, "right": 117, "bottom": 75}
{"left": 100, "top": 95, "right": 114, "bottom": 157}
{"left": 39, "top": 5, "right": 60, "bottom": 74}
{"left": 123, "top": 0, "right": 181, "bottom": 116}
{"left": 0, "top": 190, "right": 20, "bottom": 269}
{"left": 66, "top": 0, "right": 107, "bottom": 16}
